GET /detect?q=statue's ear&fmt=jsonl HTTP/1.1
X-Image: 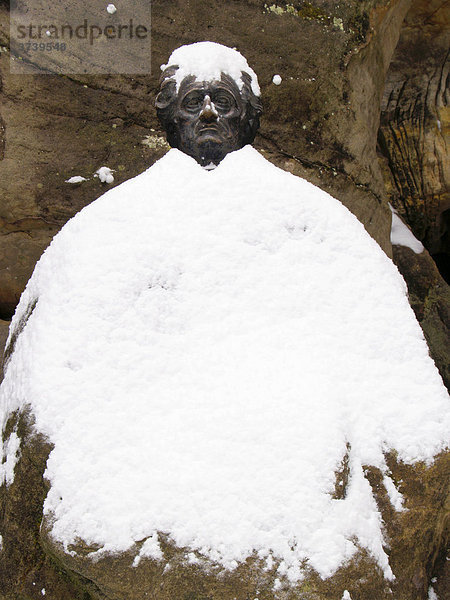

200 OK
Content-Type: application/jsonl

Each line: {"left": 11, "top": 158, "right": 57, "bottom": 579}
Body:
{"left": 155, "top": 88, "right": 173, "bottom": 110}
{"left": 155, "top": 65, "right": 179, "bottom": 110}
{"left": 155, "top": 81, "right": 176, "bottom": 110}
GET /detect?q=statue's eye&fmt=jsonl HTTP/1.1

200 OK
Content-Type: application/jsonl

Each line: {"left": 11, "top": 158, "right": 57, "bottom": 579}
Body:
{"left": 183, "top": 95, "right": 203, "bottom": 110}
{"left": 213, "top": 93, "right": 235, "bottom": 111}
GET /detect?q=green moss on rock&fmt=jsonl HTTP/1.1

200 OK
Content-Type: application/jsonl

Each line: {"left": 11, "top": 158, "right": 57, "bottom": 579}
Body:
{"left": 264, "top": 2, "right": 329, "bottom": 21}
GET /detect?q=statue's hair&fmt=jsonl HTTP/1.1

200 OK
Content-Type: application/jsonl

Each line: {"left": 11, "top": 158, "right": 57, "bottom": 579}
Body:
{"left": 155, "top": 66, "right": 263, "bottom": 149}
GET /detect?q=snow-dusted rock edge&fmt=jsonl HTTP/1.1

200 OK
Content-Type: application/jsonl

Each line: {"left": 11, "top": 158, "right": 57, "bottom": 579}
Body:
{"left": 1, "top": 146, "right": 448, "bottom": 585}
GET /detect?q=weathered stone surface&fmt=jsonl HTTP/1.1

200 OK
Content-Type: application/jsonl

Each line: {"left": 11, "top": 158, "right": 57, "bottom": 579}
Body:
{"left": 2, "top": 409, "right": 448, "bottom": 600}
{"left": 435, "top": 561, "right": 450, "bottom": 600}
{"left": 378, "top": 0, "right": 450, "bottom": 280}
{"left": 0, "top": 410, "right": 92, "bottom": 600}
{"left": 375, "top": 0, "right": 450, "bottom": 402}
{"left": 392, "top": 243, "right": 450, "bottom": 390}
{"left": 0, "top": 319, "right": 9, "bottom": 382}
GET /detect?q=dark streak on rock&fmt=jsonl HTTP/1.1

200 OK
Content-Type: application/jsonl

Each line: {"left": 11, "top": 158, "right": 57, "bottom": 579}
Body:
{"left": 3, "top": 297, "right": 37, "bottom": 371}
{"left": 333, "top": 442, "right": 351, "bottom": 500}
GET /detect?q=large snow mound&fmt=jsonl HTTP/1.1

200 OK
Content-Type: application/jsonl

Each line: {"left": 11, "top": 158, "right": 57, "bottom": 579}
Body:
{"left": 161, "top": 41, "right": 261, "bottom": 96}
{"left": 1, "top": 146, "right": 448, "bottom": 583}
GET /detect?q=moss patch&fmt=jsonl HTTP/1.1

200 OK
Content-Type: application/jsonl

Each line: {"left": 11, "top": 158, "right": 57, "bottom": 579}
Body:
{"left": 264, "top": 2, "right": 329, "bottom": 22}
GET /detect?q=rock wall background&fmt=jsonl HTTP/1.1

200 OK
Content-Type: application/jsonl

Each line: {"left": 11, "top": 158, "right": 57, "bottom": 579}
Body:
{"left": 0, "top": 0, "right": 449, "bottom": 598}
{"left": 378, "top": 0, "right": 449, "bottom": 278}
{"left": 376, "top": 0, "right": 450, "bottom": 393}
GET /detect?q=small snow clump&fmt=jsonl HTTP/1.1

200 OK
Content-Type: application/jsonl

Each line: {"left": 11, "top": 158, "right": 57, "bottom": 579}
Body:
{"left": 0, "top": 432, "right": 21, "bottom": 486}
{"left": 272, "top": 74, "right": 282, "bottom": 85}
{"left": 382, "top": 474, "right": 405, "bottom": 512}
{"left": 95, "top": 166, "right": 114, "bottom": 184}
{"left": 65, "top": 176, "right": 88, "bottom": 184}
{"left": 106, "top": 3, "right": 117, "bottom": 14}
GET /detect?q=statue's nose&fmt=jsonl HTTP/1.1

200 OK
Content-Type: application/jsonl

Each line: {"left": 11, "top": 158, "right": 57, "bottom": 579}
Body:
{"left": 199, "top": 95, "right": 218, "bottom": 122}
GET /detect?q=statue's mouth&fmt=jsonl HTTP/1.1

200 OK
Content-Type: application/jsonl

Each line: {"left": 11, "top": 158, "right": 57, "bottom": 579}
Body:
{"left": 196, "top": 126, "right": 223, "bottom": 143}
{"left": 198, "top": 123, "right": 220, "bottom": 131}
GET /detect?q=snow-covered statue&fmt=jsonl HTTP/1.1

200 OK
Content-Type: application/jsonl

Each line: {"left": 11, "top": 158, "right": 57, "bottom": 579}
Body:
{"left": 155, "top": 43, "right": 262, "bottom": 167}
{"left": 1, "top": 42, "right": 448, "bottom": 600}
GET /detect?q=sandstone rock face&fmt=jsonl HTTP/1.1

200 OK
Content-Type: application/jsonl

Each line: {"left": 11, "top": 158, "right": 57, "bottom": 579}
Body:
{"left": 0, "top": 410, "right": 88, "bottom": 600}
{"left": 391, "top": 243, "right": 450, "bottom": 390}
{"left": 377, "top": 0, "right": 450, "bottom": 394}
{"left": 378, "top": 0, "right": 450, "bottom": 281}
{"left": 0, "top": 319, "right": 9, "bottom": 382}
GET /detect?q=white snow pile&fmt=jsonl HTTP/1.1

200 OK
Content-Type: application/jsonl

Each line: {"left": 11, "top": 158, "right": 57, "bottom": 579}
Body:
{"left": 161, "top": 42, "right": 260, "bottom": 96}
{"left": 390, "top": 204, "right": 424, "bottom": 254}
{"left": 95, "top": 166, "right": 114, "bottom": 184}
{"left": 1, "top": 146, "right": 448, "bottom": 584}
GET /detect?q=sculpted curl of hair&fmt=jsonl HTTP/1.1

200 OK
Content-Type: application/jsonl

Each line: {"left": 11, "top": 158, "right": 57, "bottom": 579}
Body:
{"left": 155, "top": 66, "right": 263, "bottom": 149}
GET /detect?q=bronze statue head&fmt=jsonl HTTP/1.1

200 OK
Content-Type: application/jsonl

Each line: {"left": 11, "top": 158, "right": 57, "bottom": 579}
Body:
{"left": 156, "top": 46, "right": 262, "bottom": 167}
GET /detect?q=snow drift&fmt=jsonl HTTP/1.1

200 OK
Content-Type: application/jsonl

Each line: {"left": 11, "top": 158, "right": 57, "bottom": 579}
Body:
{"left": 1, "top": 146, "right": 448, "bottom": 583}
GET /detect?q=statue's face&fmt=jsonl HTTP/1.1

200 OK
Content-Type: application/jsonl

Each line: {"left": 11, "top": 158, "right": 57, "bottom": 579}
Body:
{"left": 173, "top": 74, "right": 245, "bottom": 166}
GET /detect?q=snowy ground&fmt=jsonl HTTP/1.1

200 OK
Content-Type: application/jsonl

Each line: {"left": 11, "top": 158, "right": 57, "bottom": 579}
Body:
{"left": 1, "top": 146, "right": 448, "bottom": 585}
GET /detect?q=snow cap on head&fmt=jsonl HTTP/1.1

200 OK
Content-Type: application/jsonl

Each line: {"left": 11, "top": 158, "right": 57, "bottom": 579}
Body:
{"left": 160, "top": 41, "right": 261, "bottom": 96}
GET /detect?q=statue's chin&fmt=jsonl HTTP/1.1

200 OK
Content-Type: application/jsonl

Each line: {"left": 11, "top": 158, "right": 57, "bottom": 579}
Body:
{"left": 182, "top": 139, "right": 236, "bottom": 167}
